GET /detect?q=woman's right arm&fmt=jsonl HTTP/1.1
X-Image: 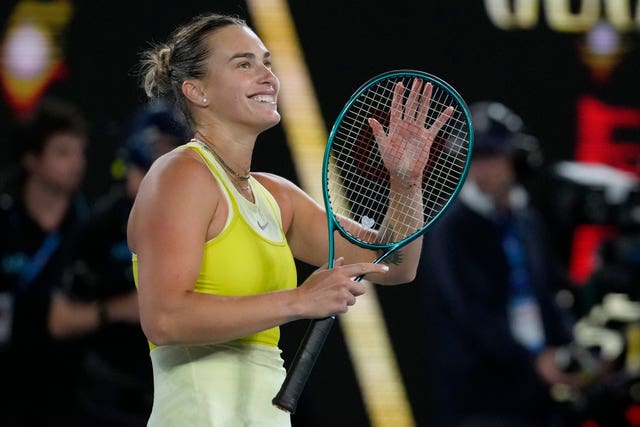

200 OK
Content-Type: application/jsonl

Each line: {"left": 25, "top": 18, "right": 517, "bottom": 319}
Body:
{"left": 127, "top": 151, "right": 386, "bottom": 347}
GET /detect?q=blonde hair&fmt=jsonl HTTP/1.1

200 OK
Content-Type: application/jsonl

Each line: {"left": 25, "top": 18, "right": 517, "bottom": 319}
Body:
{"left": 139, "top": 13, "right": 246, "bottom": 129}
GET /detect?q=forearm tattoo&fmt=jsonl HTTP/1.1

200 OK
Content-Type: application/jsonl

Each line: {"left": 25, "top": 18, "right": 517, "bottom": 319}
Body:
{"left": 378, "top": 249, "right": 404, "bottom": 266}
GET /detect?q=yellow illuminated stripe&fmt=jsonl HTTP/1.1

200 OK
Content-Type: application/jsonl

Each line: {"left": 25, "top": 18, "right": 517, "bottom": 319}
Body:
{"left": 245, "top": 1, "right": 325, "bottom": 199}
{"left": 246, "top": 2, "right": 415, "bottom": 426}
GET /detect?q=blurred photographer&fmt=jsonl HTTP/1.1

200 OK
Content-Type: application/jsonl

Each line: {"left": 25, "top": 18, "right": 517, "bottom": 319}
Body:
{"left": 416, "top": 101, "right": 582, "bottom": 427}
{"left": 49, "top": 100, "right": 185, "bottom": 426}
{"left": 0, "top": 97, "right": 90, "bottom": 426}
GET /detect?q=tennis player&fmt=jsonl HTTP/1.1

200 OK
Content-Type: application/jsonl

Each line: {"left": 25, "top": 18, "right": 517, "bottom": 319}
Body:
{"left": 128, "top": 12, "right": 433, "bottom": 426}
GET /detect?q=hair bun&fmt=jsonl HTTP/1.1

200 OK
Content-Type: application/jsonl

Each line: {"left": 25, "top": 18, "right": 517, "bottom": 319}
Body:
{"left": 157, "top": 46, "right": 172, "bottom": 75}
{"left": 141, "top": 44, "right": 173, "bottom": 99}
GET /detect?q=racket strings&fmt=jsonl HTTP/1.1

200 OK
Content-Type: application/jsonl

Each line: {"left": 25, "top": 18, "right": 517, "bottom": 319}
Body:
{"left": 327, "top": 75, "right": 470, "bottom": 246}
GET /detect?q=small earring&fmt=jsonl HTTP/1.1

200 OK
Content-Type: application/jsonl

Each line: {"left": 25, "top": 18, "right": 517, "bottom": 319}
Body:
{"left": 203, "top": 98, "right": 208, "bottom": 105}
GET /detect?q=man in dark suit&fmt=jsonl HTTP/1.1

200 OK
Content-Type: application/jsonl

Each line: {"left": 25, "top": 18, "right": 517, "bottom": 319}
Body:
{"left": 417, "top": 101, "right": 582, "bottom": 427}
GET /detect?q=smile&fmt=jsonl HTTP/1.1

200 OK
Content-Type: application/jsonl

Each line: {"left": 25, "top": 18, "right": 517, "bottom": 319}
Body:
{"left": 250, "top": 94, "right": 277, "bottom": 104}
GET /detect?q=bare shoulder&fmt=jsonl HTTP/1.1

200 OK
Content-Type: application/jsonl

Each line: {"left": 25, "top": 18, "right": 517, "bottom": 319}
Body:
{"left": 252, "top": 172, "right": 325, "bottom": 236}
{"left": 252, "top": 172, "right": 297, "bottom": 192}
{"left": 132, "top": 147, "right": 219, "bottom": 213}
{"left": 128, "top": 146, "right": 221, "bottom": 250}
{"left": 144, "top": 146, "right": 214, "bottom": 189}
{"left": 252, "top": 172, "right": 315, "bottom": 207}
{"left": 252, "top": 171, "right": 322, "bottom": 206}
{"left": 252, "top": 173, "right": 305, "bottom": 232}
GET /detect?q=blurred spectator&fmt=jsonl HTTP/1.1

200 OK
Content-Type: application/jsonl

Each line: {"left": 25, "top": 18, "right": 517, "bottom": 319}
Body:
{"left": 416, "top": 101, "right": 581, "bottom": 427}
{"left": 49, "top": 100, "right": 186, "bottom": 426}
{"left": 0, "top": 97, "right": 90, "bottom": 426}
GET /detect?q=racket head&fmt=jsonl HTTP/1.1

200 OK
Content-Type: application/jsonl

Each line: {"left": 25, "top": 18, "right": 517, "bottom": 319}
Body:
{"left": 322, "top": 69, "right": 473, "bottom": 256}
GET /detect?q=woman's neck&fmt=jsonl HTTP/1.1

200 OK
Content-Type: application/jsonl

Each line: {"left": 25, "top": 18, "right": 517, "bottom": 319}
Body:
{"left": 194, "top": 126, "right": 254, "bottom": 177}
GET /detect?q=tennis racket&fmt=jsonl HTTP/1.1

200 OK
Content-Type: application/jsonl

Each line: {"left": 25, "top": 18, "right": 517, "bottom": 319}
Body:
{"left": 273, "top": 69, "right": 473, "bottom": 413}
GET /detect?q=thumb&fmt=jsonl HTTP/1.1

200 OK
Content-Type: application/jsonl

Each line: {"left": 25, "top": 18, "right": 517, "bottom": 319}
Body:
{"left": 368, "top": 118, "right": 385, "bottom": 142}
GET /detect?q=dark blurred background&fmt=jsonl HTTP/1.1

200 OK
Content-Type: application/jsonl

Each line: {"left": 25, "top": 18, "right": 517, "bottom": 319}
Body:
{"left": 1, "top": 1, "right": 639, "bottom": 426}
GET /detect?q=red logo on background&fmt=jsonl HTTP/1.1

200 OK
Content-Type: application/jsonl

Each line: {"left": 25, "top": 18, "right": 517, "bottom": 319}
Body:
{"left": 570, "top": 96, "right": 640, "bottom": 284}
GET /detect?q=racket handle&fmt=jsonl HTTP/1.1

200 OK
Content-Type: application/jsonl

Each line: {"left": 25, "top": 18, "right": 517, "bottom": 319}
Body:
{"left": 272, "top": 316, "right": 335, "bottom": 413}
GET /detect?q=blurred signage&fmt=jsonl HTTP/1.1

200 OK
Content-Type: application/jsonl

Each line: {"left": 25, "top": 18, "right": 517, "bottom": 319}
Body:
{"left": 485, "top": 0, "right": 640, "bottom": 32}
{"left": 484, "top": 1, "right": 640, "bottom": 284}
{"left": 0, "top": 0, "right": 72, "bottom": 117}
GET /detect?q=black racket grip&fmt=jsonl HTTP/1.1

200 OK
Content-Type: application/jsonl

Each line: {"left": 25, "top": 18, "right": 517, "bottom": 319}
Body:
{"left": 273, "top": 316, "right": 335, "bottom": 413}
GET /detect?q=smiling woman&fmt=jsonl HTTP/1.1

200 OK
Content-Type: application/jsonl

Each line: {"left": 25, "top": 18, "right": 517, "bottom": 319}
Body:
{"left": 127, "top": 12, "right": 428, "bottom": 427}
{"left": 129, "top": 13, "right": 374, "bottom": 427}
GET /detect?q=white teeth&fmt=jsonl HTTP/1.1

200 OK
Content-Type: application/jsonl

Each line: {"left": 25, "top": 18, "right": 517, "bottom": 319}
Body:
{"left": 252, "top": 95, "right": 276, "bottom": 103}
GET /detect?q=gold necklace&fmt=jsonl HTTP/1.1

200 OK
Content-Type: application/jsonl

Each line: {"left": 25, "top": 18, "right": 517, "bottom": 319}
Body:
{"left": 194, "top": 132, "right": 251, "bottom": 180}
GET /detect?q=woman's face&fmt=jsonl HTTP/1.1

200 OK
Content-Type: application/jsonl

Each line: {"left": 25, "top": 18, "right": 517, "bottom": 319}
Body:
{"left": 200, "top": 25, "right": 281, "bottom": 133}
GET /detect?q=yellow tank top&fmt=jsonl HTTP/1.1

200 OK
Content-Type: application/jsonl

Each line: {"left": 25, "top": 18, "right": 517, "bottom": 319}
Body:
{"left": 132, "top": 141, "right": 297, "bottom": 350}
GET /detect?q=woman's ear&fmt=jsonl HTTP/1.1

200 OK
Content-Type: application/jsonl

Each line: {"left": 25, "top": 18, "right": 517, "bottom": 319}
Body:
{"left": 182, "top": 80, "right": 209, "bottom": 107}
